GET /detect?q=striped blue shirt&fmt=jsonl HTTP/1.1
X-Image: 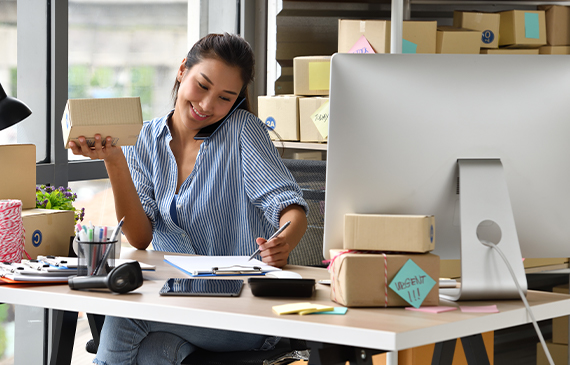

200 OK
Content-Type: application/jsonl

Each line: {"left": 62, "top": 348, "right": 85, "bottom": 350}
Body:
{"left": 122, "top": 109, "right": 308, "bottom": 256}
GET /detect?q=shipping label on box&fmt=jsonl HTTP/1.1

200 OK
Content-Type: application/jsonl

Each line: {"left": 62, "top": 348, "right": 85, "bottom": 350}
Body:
{"left": 22, "top": 209, "right": 75, "bottom": 259}
{"left": 0, "top": 144, "right": 36, "bottom": 209}
{"left": 61, "top": 97, "right": 143, "bottom": 149}
{"left": 293, "top": 56, "right": 331, "bottom": 96}
{"left": 344, "top": 214, "right": 435, "bottom": 253}
{"left": 499, "top": 10, "right": 547, "bottom": 48}
{"left": 338, "top": 19, "right": 437, "bottom": 54}
{"left": 329, "top": 249, "right": 440, "bottom": 307}
{"left": 537, "top": 5, "right": 570, "bottom": 46}
{"left": 257, "top": 95, "right": 302, "bottom": 141}
{"left": 436, "top": 26, "right": 482, "bottom": 54}
{"left": 299, "top": 97, "right": 328, "bottom": 143}
{"left": 453, "top": 11, "right": 501, "bottom": 49}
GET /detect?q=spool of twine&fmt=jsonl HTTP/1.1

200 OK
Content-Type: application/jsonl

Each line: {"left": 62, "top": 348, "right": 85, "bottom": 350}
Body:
{"left": 0, "top": 199, "right": 26, "bottom": 263}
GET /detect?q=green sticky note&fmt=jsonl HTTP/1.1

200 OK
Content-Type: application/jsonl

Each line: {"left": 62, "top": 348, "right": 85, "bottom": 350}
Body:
{"left": 308, "top": 62, "right": 331, "bottom": 91}
{"left": 525, "top": 13, "right": 540, "bottom": 39}
{"left": 311, "top": 307, "right": 348, "bottom": 315}
{"left": 402, "top": 39, "right": 418, "bottom": 54}
{"left": 389, "top": 259, "right": 436, "bottom": 308}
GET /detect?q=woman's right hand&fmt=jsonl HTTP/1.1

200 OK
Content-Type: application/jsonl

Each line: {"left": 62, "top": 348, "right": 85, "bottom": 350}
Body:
{"left": 69, "top": 134, "right": 123, "bottom": 162}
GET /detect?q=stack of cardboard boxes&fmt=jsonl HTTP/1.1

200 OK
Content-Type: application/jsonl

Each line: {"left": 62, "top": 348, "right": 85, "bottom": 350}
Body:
{"left": 0, "top": 145, "right": 75, "bottom": 260}
{"left": 258, "top": 56, "right": 330, "bottom": 145}
{"left": 328, "top": 214, "right": 440, "bottom": 308}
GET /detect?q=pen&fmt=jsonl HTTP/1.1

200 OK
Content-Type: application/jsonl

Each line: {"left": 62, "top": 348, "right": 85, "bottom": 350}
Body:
{"left": 248, "top": 221, "right": 291, "bottom": 261}
{"left": 94, "top": 217, "right": 125, "bottom": 275}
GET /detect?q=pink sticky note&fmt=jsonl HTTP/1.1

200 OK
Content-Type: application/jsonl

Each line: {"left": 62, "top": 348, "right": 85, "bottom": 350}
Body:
{"left": 405, "top": 306, "right": 457, "bottom": 314}
{"left": 348, "top": 35, "right": 376, "bottom": 54}
{"left": 460, "top": 305, "right": 499, "bottom": 313}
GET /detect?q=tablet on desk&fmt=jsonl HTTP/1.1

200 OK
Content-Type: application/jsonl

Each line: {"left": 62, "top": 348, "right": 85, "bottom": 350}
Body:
{"left": 159, "top": 278, "right": 244, "bottom": 297}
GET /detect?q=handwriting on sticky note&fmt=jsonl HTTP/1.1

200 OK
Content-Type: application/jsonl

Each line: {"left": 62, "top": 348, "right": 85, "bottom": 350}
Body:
{"left": 389, "top": 259, "right": 436, "bottom": 308}
{"left": 349, "top": 35, "right": 376, "bottom": 54}
{"left": 310, "top": 100, "right": 330, "bottom": 139}
{"left": 460, "top": 305, "right": 499, "bottom": 313}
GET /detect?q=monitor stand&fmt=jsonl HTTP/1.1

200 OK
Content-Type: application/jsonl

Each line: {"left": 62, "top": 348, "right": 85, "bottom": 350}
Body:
{"left": 439, "top": 159, "right": 527, "bottom": 301}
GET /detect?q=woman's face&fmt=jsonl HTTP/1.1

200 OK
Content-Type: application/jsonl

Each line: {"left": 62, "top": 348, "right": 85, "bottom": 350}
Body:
{"left": 174, "top": 57, "right": 243, "bottom": 132}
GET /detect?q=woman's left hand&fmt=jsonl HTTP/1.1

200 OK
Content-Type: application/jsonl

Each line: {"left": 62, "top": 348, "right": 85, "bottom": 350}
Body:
{"left": 255, "top": 236, "right": 290, "bottom": 268}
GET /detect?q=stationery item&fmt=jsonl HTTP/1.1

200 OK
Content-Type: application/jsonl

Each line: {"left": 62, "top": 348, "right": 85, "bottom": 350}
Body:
{"left": 272, "top": 302, "right": 333, "bottom": 315}
{"left": 248, "top": 278, "right": 315, "bottom": 297}
{"left": 77, "top": 240, "right": 117, "bottom": 276}
{"left": 92, "top": 218, "right": 124, "bottom": 275}
{"left": 164, "top": 255, "right": 281, "bottom": 277}
{"left": 109, "top": 217, "right": 125, "bottom": 242}
{"left": 460, "top": 305, "right": 499, "bottom": 313}
{"left": 310, "top": 307, "right": 348, "bottom": 315}
{"left": 159, "top": 278, "right": 244, "bottom": 297}
{"left": 36, "top": 256, "right": 156, "bottom": 271}
{"left": 248, "top": 221, "right": 291, "bottom": 261}
{"left": 405, "top": 306, "right": 458, "bottom": 314}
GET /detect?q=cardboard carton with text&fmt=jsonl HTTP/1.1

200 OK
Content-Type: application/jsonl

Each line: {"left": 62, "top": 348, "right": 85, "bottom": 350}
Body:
{"left": 21, "top": 209, "right": 75, "bottom": 259}
{"left": 257, "top": 95, "right": 303, "bottom": 141}
{"left": 453, "top": 11, "right": 501, "bottom": 49}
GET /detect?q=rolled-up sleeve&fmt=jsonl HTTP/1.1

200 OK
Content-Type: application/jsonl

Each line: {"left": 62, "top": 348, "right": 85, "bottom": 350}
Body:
{"left": 240, "top": 116, "right": 309, "bottom": 228}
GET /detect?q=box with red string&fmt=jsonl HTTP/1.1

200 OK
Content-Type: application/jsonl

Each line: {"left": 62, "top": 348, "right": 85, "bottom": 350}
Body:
{"left": 328, "top": 249, "right": 440, "bottom": 308}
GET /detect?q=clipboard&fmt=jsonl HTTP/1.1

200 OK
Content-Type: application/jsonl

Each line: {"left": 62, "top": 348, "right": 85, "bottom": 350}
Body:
{"left": 164, "top": 255, "right": 281, "bottom": 277}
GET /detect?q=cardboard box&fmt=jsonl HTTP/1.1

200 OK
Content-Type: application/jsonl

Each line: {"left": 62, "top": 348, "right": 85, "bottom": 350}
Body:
{"left": 453, "top": 11, "right": 501, "bottom": 49}
{"left": 338, "top": 19, "right": 437, "bottom": 54}
{"left": 373, "top": 331, "right": 494, "bottom": 365}
{"left": 344, "top": 214, "right": 435, "bottom": 253}
{"left": 293, "top": 56, "right": 331, "bottom": 96}
{"left": 537, "top": 340, "right": 567, "bottom": 365}
{"left": 539, "top": 45, "right": 570, "bottom": 54}
{"left": 537, "top": 5, "right": 570, "bottom": 46}
{"left": 480, "top": 48, "right": 539, "bottom": 54}
{"left": 0, "top": 144, "right": 36, "bottom": 209}
{"left": 329, "top": 249, "right": 439, "bottom": 307}
{"left": 257, "top": 95, "right": 302, "bottom": 141}
{"left": 498, "top": 10, "right": 547, "bottom": 48}
{"left": 436, "top": 26, "right": 482, "bottom": 54}
{"left": 21, "top": 209, "right": 75, "bottom": 259}
{"left": 61, "top": 97, "right": 143, "bottom": 149}
{"left": 553, "top": 284, "right": 569, "bottom": 345}
{"left": 299, "top": 97, "right": 328, "bottom": 143}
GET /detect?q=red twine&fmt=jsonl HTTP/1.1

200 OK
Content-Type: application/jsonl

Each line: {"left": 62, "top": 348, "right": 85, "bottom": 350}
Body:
{"left": 0, "top": 200, "right": 28, "bottom": 263}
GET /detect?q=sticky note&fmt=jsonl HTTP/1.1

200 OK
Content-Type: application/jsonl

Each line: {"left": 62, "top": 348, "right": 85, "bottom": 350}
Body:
{"left": 310, "top": 100, "right": 330, "bottom": 139}
{"left": 299, "top": 304, "right": 334, "bottom": 315}
{"left": 405, "top": 306, "right": 457, "bottom": 314}
{"left": 524, "top": 13, "right": 540, "bottom": 39}
{"left": 388, "top": 259, "right": 436, "bottom": 308}
{"left": 402, "top": 39, "right": 418, "bottom": 54}
{"left": 349, "top": 35, "right": 376, "bottom": 54}
{"left": 310, "top": 307, "right": 348, "bottom": 315}
{"left": 308, "top": 62, "right": 330, "bottom": 91}
{"left": 460, "top": 305, "right": 499, "bottom": 313}
{"left": 272, "top": 302, "right": 333, "bottom": 315}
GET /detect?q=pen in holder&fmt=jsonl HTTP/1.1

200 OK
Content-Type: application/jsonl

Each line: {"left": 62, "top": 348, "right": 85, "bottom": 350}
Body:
{"left": 77, "top": 240, "right": 117, "bottom": 276}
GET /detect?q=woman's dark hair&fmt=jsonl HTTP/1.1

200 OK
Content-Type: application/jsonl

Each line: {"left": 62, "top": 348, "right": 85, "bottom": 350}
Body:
{"left": 171, "top": 33, "right": 255, "bottom": 112}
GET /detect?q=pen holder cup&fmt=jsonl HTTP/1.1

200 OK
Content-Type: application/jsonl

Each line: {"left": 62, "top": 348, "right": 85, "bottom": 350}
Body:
{"left": 77, "top": 240, "right": 118, "bottom": 277}
{"left": 73, "top": 227, "right": 122, "bottom": 259}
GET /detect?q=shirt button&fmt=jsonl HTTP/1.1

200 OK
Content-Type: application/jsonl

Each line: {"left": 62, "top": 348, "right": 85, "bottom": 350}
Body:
{"left": 181, "top": 232, "right": 186, "bottom": 237}
{"left": 177, "top": 205, "right": 182, "bottom": 209}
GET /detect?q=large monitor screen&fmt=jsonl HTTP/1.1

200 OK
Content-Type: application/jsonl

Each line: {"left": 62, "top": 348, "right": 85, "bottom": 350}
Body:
{"left": 324, "top": 54, "right": 570, "bottom": 266}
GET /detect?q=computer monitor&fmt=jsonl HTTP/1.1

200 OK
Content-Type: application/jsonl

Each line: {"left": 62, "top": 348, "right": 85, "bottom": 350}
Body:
{"left": 324, "top": 53, "right": 570, "bottom": 301}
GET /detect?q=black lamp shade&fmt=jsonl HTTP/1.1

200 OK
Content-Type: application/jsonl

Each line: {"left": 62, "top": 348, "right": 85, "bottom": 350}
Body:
{"left": 0, "top": 82, "right": 32, "bottom": 132}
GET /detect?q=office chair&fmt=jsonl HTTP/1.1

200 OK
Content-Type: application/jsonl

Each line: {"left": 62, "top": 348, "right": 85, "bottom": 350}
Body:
{"left": 86, "top": 158, "right": 327, "bottom": 364}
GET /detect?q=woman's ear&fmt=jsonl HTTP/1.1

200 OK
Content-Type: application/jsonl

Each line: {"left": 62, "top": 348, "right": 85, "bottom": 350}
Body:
{"left": 178, "top": 59, "right": 187, "bottom": 81}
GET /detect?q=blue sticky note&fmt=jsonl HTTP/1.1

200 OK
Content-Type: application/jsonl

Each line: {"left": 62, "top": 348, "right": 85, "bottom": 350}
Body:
{"left": 388, "top": 259, "right": 436, "bottom": 308}
{"left": 525, "top": 13, "right": 540, "bottom": 39}
{"left": 402, "top": 39, "right": 418, "bottom": 54}
{"left": 311, "top": 307, "right": 348, "bottom": 315}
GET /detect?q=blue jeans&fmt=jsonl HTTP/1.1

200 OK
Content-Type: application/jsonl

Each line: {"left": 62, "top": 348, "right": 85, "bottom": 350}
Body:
{"left": 93, "top": 316, "right": 278, "bottom": 365}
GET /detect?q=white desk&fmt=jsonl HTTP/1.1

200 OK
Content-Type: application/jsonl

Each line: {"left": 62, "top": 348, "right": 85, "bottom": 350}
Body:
{"left": 3, "top": 249, "right": 570, "bottom": 364}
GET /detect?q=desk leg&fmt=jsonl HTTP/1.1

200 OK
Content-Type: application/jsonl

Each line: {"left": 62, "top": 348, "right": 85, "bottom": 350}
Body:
{"left": 386, "top": 351, "right": 398, "bottom": 365}
{"left": 306, "top": 341, "right": 386, "bottom": 364}
{"left": 460, "top": 334, "right": 490, "bottom": 365}
{"left": 432, "top": 340, "right": 456, "bottom": 365}
{"left": 49, "top": 310, "right": 78, "bottom": 365}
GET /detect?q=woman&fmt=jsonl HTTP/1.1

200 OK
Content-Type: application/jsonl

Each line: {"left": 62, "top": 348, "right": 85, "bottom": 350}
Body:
{"left": 70, "top": 33, "right": 308, "bottom": 365}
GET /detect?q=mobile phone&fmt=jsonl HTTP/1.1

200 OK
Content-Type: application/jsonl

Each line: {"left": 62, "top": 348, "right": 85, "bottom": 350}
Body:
{"left": 248, "top": 278, "right": 315, "bottom": 298}
{"left": 194, "top": 96, "right": 246, "bottom": 140}
{"left": 159, "top": 278, "right": 244, "bottom": 297}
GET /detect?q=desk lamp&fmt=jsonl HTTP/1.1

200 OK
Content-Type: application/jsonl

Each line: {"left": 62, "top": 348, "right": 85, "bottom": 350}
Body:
{"left": 0, "top": 82, "right": 32, "bottom": 131}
